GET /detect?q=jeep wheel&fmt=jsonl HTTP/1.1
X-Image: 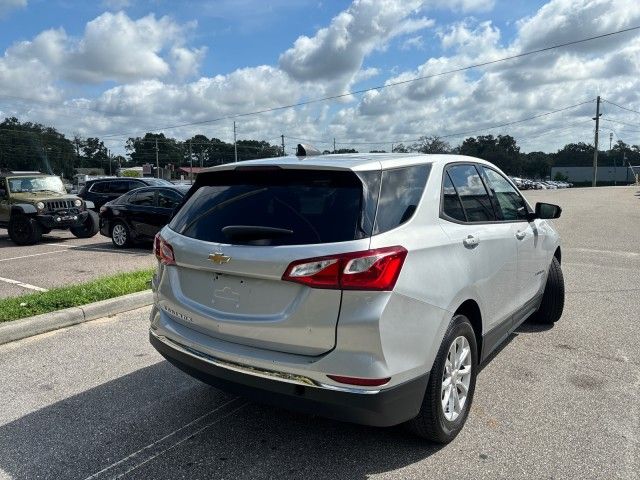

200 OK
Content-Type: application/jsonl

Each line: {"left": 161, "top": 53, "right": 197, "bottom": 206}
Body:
{"left": 110, "top": 221, "right": 130, "bottom": 248}
{"left": 408, "top": 314, "right": 478, "bottom": 443}
{"left": 8, "top": 216, "right": 42, "bottom": 245}
{"left": 530, "top": 257, "right": 564, "bottom": 324}
{"left": 70, "top": 210, "right": 99, "bottom": 238}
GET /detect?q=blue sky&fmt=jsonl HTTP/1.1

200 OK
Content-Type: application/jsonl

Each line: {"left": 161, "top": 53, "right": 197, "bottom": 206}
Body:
{"left": 0, "top": 0, "right": 638, "bottom": 153}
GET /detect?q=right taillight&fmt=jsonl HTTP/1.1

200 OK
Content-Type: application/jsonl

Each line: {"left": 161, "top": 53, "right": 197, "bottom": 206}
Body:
{"left": 154, "top": 234, "right": 176, "bottom": 266}
{"left": 282, "top": 246, "right": 407, "bottom": 291}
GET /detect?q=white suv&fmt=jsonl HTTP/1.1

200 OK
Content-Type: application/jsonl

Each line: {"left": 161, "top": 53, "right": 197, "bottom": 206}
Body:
{"left": 149, "top": 152, "right": 564, "bottom": 443}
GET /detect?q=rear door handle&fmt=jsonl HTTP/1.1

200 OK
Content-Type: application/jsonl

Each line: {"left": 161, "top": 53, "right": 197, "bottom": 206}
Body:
{"left": 463, "top": 235, "right": 479, "bottom": 248}
{"left": 515, "top": 230, "right": 526, "bottom": 240}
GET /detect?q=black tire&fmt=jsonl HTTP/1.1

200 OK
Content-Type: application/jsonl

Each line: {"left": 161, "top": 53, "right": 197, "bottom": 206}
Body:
{"left": 408, "top": 314, "right": 478, "bottom": 443}
{"left": 110, "top": 221, "right": 131, "bottom": 248}
{"left": 70, "top": 210, "right": 99, "bottom": 238}
{"left": 8, "top": 216, "right": 42, "bottom": 245}
{"left": 41, "top": 227, "right": 52, "bottom": 234}
{"left": 531, "top": 257, "right": 564, "bottom": 324}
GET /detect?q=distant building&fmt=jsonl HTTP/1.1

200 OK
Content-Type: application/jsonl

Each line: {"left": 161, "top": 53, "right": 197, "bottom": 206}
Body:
{"left": 551, "top": 165, "right": 637, "bottom": 184}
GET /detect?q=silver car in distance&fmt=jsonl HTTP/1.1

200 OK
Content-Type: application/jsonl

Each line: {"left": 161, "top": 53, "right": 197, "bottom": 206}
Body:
{"left": 149, "top": 152, "right": 564, "bottom": 443}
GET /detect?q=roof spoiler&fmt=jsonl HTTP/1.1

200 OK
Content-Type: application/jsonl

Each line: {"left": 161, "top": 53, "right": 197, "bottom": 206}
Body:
{"left": 296, "top": 144, "right": 321, "bottom": 157}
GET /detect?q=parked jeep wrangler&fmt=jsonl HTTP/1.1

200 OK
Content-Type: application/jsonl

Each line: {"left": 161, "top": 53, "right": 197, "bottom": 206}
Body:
{"left": 0, "top": 172, "right": 99, "bottom": 245}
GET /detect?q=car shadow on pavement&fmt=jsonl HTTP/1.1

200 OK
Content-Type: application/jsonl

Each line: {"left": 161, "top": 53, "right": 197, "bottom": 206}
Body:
{"left": 0, "top": 361, "right": 444, "bottom": 480}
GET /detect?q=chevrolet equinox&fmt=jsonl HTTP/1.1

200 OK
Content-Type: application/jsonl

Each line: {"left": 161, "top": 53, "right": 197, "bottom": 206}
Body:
{"left": 149, "top": 152, "right": 564, "bottom": 443}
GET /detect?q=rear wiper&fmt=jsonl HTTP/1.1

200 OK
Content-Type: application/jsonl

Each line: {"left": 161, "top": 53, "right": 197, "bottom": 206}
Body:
{"left": 221, "top": 225, "right": 293, "bottom": 242}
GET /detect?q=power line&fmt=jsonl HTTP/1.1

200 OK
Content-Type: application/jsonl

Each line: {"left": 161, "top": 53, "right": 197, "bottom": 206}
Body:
{"left": 602, "top": 99, "right": 640, "bottom": 116}
{"left": 286, "top": 99, "right": 594, "bottom": 147}
{"left": 95, "top": 26, "right": 640, "bottom": 139}
{"left": 525, "top": 119, "right": 594, "bottom": 140}
{"left": 601, "top": 118, "right": 640, "bottom": 128}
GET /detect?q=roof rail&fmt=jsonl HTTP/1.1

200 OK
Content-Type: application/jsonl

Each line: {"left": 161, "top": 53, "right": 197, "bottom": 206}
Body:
{"left": 296, "top": 144, "right": 321, "bottom": 157}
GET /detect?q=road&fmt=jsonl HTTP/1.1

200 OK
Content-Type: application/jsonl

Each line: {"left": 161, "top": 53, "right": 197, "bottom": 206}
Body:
{"left": 0, "top": 186, "right": 638, "bottom": 479}
{"left": 0, "top": 231, "right": 155, "bottom": 299}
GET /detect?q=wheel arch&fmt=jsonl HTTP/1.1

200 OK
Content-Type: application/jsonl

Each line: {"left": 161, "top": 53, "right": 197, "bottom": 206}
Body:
{"left": 453, "top": 299, "right": 483, "bottom": 361}
{"left": 553, "top": 246, "right": 561, "bottom": 264}
{"left": 11, "top": 203, "right": 37, "bottom": 216}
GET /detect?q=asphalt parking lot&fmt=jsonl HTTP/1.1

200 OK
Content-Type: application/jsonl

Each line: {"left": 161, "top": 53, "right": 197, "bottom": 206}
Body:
{"left": 0, "top": 186, "right": 638, "bottom": 479}
{"left": 0, "top": 231, "right": 155, "bottom": 299}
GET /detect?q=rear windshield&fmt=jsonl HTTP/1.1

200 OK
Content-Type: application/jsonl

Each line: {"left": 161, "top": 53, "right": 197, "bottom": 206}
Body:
{"left": 169, "top": 169, "right": 372, "bottom": 245}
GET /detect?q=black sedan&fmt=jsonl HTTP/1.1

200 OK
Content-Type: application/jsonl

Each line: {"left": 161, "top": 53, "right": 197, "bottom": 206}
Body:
{"left": 99, "top": 185, "right": 190, "bottom": 248}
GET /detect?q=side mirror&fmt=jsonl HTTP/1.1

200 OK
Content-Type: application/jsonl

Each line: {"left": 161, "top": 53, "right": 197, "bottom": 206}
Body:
{"left": 534, "top": 202, "right": 562, "bottom": 219}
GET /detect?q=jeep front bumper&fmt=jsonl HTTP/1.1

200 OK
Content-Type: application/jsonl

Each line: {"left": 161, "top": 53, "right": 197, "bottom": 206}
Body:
{"left": 37, "top": 211, "right": 89, "bottom": 228}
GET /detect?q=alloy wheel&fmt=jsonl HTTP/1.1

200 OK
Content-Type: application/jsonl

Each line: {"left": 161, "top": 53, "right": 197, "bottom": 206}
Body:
{"left": 112, "top": 224, "right": 127, "bottom": 246}
{"left": 441, "top": 335, "right": 472, "bottom": 421}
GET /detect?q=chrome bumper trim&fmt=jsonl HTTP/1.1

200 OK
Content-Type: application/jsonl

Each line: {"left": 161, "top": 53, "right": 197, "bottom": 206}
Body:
{"left": 150, "top": 329, "right": 381, "bottom": 395}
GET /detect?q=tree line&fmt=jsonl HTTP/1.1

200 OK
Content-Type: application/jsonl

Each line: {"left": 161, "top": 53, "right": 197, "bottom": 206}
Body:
{"left": 1, "top": 117, "right": 639, "bottom": 180}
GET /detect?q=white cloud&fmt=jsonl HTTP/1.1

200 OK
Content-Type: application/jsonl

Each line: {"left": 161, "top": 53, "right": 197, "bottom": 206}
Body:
{"left": 0, "top": 11, "right": 204, "bottom": 87}
{"left": 439, "top": 20, "right": 501, "bottom": 55}
{"left": 0, "top": 0, "right": 26, "bottom": 18}
{"left": 424, "top": 0, "right": 495, "bottom": 13}
{"left": 401, "top": 35, "right": 424, "bottom": 51}
{"left": 279, "top": 0, "right": 433, "bottom": 92}
{"left": 66, "top": 12, "right": 201, "bottom": 83}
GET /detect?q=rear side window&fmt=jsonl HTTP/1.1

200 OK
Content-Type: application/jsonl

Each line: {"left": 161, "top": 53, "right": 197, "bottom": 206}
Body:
{"left": 373, "top": 165, "right": 430, "bottom": 234}
{"left": 90, "top": 182, "right": 109, "bottom": 193}
{"left": 130, "top": 190, "right": 155, "bottom": 206}
{"left": 110, "top": 180, "right": 131, "bottom": 194}
{"left": 157, "top": 189, "right": 182, "bottom": 209}
{"left": 442, "top": 172, "right": 466, "bottom": 222}
{"left": 170, "top": 169, "right": 373, "bottom": 246}
{"left": 446, "top": 165, "right": 496, "bottom": 222}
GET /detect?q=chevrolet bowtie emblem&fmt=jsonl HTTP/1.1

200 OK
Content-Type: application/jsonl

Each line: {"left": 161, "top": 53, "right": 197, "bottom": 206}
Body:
{"left": 208, "top": 253, "right": 231, "bottom": 264}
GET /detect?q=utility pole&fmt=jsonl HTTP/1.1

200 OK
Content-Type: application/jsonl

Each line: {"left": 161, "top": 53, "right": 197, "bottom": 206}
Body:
{"left": 155, "top": 138, "right": 160, "bottom": 178}
{"left": 108, "top": 148, "right": 111, "bottom": 176}
{"left": 233, "top": 121, "right": 238, "bottom": 163}
{"left": 391, "top": 143, "right": 394, "bottom": 153}
{"left": 189, "top": 140, "right": 193, "bottom": 184}
{"left": 281, "top": 134, "right": 285, "bottom": 156}
{"left": 592, "top": 95, "right": 601, "bottom": 187}
{"left": 609, "top": 132, "right": 613, "bottom": 150}
{"left": 333, "top": 138, "right": 336, "bottom": 154}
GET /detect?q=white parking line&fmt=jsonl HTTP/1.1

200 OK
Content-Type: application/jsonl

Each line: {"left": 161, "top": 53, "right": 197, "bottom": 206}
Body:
{"left": 83, "top": 397, "right": 248, "bottom": 480}
{"left": 0, "top": 248, "right": 69, "bottom": 263}
{"left": 0, "top": 276, "right": 48, "bottom": 292}
{"left": 0, "top": 245, "right": 145, "bottom": 263}
{"left": 568, "top": 247, "right": 640, "bottom": 258}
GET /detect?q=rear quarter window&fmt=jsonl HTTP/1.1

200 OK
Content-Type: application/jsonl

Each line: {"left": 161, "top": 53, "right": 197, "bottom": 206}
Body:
{"left": 373, "top": 165, "right": 431, "bottom": 234}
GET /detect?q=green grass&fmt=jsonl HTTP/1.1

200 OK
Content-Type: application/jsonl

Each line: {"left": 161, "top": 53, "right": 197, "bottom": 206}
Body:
{"left": 0, "top": 268, "right": 155, "bottom": 323}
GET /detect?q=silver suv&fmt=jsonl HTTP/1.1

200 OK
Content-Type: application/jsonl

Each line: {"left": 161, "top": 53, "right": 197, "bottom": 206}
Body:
{"left": 149, "top": 152, "right": 564, "bottom": 442}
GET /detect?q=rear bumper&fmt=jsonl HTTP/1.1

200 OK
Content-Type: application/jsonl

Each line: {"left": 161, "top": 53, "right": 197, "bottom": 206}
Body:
{"left": 150, "top": 330, "right": 429, "bottom": 427}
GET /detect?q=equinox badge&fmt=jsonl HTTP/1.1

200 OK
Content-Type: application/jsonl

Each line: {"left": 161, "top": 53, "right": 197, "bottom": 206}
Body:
{"left": 209, "top": 252, "right": 231, "bottom": 264}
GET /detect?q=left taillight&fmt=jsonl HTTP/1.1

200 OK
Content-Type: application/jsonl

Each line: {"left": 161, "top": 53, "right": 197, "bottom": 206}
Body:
{"left": 282, "top": 246, "right": 407, "bottom": 291}
{"left": 154, "top": 234, "right": 176, "bottom": 266}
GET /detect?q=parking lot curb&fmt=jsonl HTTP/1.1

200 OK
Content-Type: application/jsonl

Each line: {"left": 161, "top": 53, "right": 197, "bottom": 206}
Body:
{"left": 0, "top": 290, "right": 153, "bottom": 346}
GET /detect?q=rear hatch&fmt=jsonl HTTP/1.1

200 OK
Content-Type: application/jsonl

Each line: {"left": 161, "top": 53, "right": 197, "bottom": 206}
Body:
{"left": 158, "top": 167, "right": 378, "bottom": 356}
